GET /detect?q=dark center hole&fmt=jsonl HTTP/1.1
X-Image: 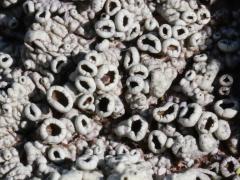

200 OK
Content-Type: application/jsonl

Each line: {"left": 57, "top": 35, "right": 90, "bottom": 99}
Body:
{"left": 90, "top": 56, "right": 96, "bottom": 62}
{"left": 81, "top": 64, "right": 93, "bottom": 73}
{"left": 101, "top": 71, "right": 115, "bottom": 85}
{"left": 205, "top": 117, "right": 214, "bottom": 131}
{"left": 29, "top": 106, "right": 35, "bottom": 116}
{"left": 177, "top": 29, "right": 185, "bottom": 35}
{"left": 131, "top": 27, "right": 137, "bottom": 35}
{"left": 80, "top": 80, "right": 90, "bottom": 90}
{"left": 135, "top": 71, "right": 145, "bottom": 76}
{"left": 56, "top": 60, "right": 65, "bottom": 71}
{"left": 83, "top": 97, "right": 92, "bottom": 106}
{"left": 39, "top": 11, "right": 46, "bottom": 18}
{"left": 163, "top": 27, "right": 168, "bottom": 35}
{"left": 159, "top": 105, "right": 175, "bottom": 116}
{"left": 186, "top": 71, "right": 193, "bottom": 77}
{"left": 52, "top": 90, "right": 68, "bottom": 107}
{"left": 200, "top": 13, "right": 207, "bottom": 19}
{"left": 223, "top": 76, "right": 231, "bottom": 83}
{"left": 187, "top": 16, "right": 194, "bottom": 20}
{"left": 99, "top": 97, "right": 109, "bottom": 112}
{"left": 2, "top": 57, "right": 8, "bottom": 62}
{"left": 142, "top": 38, "right": 156, "bottom": 47}
{"left": 101, "top": 26, "right": 111, "bottom": 32}
{"left": 199, "top": 0, "right": 210, "bottom": 5}
{"left": 54, "top": 151, "right": 60, "bottom": 158}
{"left": 123, "top": 16, "right": 129, "bottom": 26}
{"left": 183, "top": 107, "right": 194, "bottom": 119}
{"left": 85, "top": 158, "right": 91, "bottom": 162}
{"left": 46, "top": 123, "right": 61, "bottom": 136}
{"left": 82, "top": 119, "right": 87, "bottom": 127}
{"left": 153, "top": 135, "right": 161, "bottom": 150}
{"left": 167, "top": 45, "right": 178, "bottom": 51}
{"left": 131, "top": 120, "right": 142, "bottom": 135}
{"left": 109, "top": 2, "right": 117, "bottom": 11}
{"left": 127, "top": 52, "right": 133, "bottom": 66}
{"left": 130, "top": 81, "right": 139, "bottom": 88}
{"left": 226, "top": 161, "right": 235, "bottom": 172}
{"left": 220, "top": 102, "right": 234, "bottom": 109}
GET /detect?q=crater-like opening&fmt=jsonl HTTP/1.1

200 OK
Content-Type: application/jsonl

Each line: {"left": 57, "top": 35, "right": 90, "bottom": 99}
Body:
{"left": 99, "top": 97, "right": 109, "bottom": 112}
{"left": 101, "top": 71, "right": 115, "bottom": 85}
{"left": 199, "top": 0, "right": 210, "bottom": 5}
{"left": 56, "top": 60, "right": 65, "bottom": 71}
{"left": 143, "top": 38, "right": 156, "bottom": 47}
{"left": 134, "top": 71, "right": 145, "bottom": 76}
{"left": 200, "top": 13, "right": 207, "bottom": 19}
{"left": 82, "top": 119, "right": 87, "bottom": 127}
{"left": 109, "top": 2, "right": 117, "bottom": 11}
{"left": 130, "top": 81, "right": 139, "bottom": 88}
{"left": 80, "top": 80, "right": 90, "bottom": 90}
{"left": 52, "top": 90, "right": 68, "bottom": 107}
{"left": 163, "top": 27, "right": 168, "bottom": 35}
{"left": 222, "top": 75, "right": 231, "bottom": 83}
{"left": 29, "top": 105, "right": 35, "bottom": 116}
{"left": 90, "top": 55, "right": 96, "bottom": 62}
{"left": 81, "top": 64, "right": 93, "bottom": 73}
{"left": 153, "top": 135, "right": 161, "bottom": 150}
{"left": 220, "top": 102, "right": 234, "bottom": 109}
{"left": 167, "top": 45, "right": 178, "bottom": 51}
{"left": 177, "top": 29, "right": 185, "bottom": 35}
{"left": 54, "top": 151, "right": 60, "bottom": 158}
{"left": 85, "top": 157, "right": 91, "bottom": 162}
{"left": 123, "top": 16, "right": 129, "bottom": 26}
{"left": 46, "top": 123, "right": 61, "bottom": 136}
{"left": 131, "top": 120, "right": 142, "bottom": 135}
{"left": 205, "top": 117, "right": 214, "bottom": 130}
{"left": 131, "top": 27, "right": 137, "bottom": 34}
{"left": 101, "top": 26, "right": 112, "bottom": 32}
{"left": 2, "top": 57, "right": 8, "bottom": 62}
{"left": 83, "top": 97, "right": 92, "bottom": 106}
{"left": 158, "top": 105, "right": 175, "bottom": 117}
{"left": 183, "top": 107, "right": 194, "bottom": 119}
{"left": 226, "top": 161, "right": 235, "bottom": 173}
{"left": 39, "top": 11, "right": 46, "bottom": 18}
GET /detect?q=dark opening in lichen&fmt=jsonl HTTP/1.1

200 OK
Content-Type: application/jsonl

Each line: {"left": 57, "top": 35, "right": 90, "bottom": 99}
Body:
{"left": 54, "top": 151, "right": 60, "bottom": 158}
{"left": 177, "top": 29, "right": 185, "bottom": 35}
{"left": 83, "top": 97, "right": 92, "bottom": 106}
{"left": 205, "top": 117, "right": 214, "bottom": 130}
{"left": 46, "top": 123, "right": 61, "bottom": 136}
{"left": 52, "top": 90, "right": 68, "bottom": 107}
{"left": 131, "top": 120, "right": 142, "bottom": 135}
{"left": 220, "top": 102, "right": 234, "bottom": 109}
{"left": 226, "top": 161, "right": 235, "bottom": 172}
{"left": 159, "top": 105, "right": 175, "bottom": 117}
{"left": 130, "top": 81, "right": 138, "bottom": 88}
{"left": 109, "top": 2, "right": 117, "bottom": 11}
{"left": 123, "top": 16, "right": 129, "bottom": 26}
{"left": 101, "top": 71, "right": 115, "bottom": 85}
{"left": 99, "top": 97, "right": 109, "bottom": 112}
{"left": 142, "top": 38, "right": 156, "bottom": 47}
{"left": 82, "top": 119, "right": 87, "bottom": 127}
{"left": 80, "top": 80, "right": 90, "bottom": 90}
{"left": 183, "top": 107, "right": 194, "bottom": 119}
{"left": 81, "top": 64, "right": 93, "bottom": 73}
{"left": 153, "top": 135, "right": 161, "bottom": 150}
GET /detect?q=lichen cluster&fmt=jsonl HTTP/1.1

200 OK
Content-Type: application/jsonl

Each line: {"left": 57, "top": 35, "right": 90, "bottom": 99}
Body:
{"left": 0, "top": 0, "right": 240, "bottom": 179}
